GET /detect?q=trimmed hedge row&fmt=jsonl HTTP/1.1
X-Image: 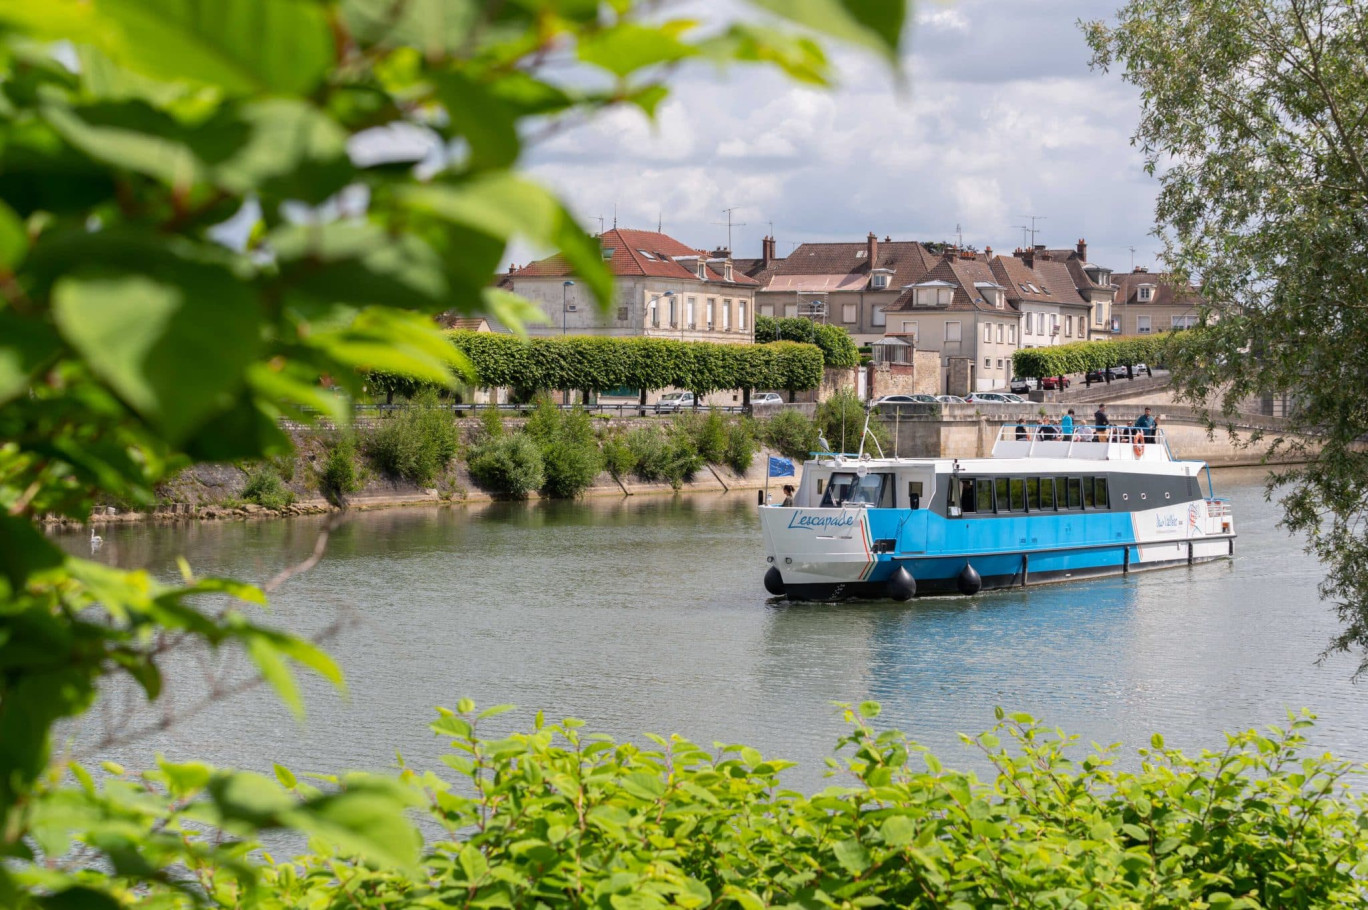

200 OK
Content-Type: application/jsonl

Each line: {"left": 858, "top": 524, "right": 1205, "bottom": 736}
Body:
{"left": 448, "top": 332, "right": 825, "bottom": 398}
{"left": 1013, "top": 331, "right": 1188, "bottom": 379}
{"left": 754, "top": 315, "right": 861, "bottom": 368}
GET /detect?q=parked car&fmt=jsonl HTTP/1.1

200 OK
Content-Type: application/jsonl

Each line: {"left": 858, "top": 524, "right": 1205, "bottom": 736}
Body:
{"left": 1001, "top": 392, "right": 1027, "bottom": 403}
{"left": 1085, "top": 369, "right": 1108, "bottom": 383}
{"left": 654, "top": 391, "right": 695, "bottom": 412}
{"left": 1009, "top": 378, "right": 1032, "bottom": 394}
{"left": 936, "top": 394, "right": 967, "bottom": 403}
{"left": 1041, "top": 376, "right": 1071, "bottom": 390}
{"left": 751, "top": 392, "right": 784, "bottom": 406}
{"left": 875, "top": 394, "right": 938, "bottom": 407}
{"left": 965, "top": 392, "right": 1011, "bottom": 403}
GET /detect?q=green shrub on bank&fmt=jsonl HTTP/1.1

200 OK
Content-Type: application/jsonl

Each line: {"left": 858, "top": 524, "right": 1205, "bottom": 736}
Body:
{"left": 525, "top": 398, "right": 604, "bottom": 499}
{"left": 146, "top": 704, "right": 1364, "bottom": 910}
{"left": 625, "top": 426, "right": 702, "bottom": 489}
{"left": 241, "top": 466, "right": 294, "bottom": 511}
{"left": 761, "top": 409, "right": 820, "bottom": 461}
{"left": 600, "top": 431, "right": 638, "bottom": 479}
{"left": 724, "top": 417, "right": 757, "bottom": 474}
{"left": 318, "top": 434, "right": 363, "bottom": 505}
{"left": 676, "top": 409, "right": 728, "bottom": 464}
{"left": 821, "top": 388, "right": 890, "bottom": 454}
{"left": 467, "top": 435, "right": 545, "bottom": 498}
{"left": 363, "top": 390, "right": 460, "bottom": 485}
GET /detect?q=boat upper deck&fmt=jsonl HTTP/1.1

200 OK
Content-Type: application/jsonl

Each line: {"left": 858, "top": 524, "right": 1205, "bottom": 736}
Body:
{"left": 990, "top": 424, "right": 1174, "bottom": 462}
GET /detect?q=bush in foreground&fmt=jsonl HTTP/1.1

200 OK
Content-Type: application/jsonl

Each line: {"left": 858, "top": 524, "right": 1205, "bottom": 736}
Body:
{"left": 363, "top": 391, "right": 461, "bottom": 486}
{"left": 240, "top": 467, "right": 294, "bottom": 511}
{"left": 59, "top": 706, "right": 1368, "bottom": 908}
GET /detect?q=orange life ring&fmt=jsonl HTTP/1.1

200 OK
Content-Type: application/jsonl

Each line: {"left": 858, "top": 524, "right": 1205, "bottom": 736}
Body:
{"left": 1133, "top": 442, "right": 1145, "bottom": 458}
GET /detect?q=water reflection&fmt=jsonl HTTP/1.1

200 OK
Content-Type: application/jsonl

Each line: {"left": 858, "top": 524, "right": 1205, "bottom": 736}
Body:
{"left": 52, "top": 474, "right": 1368, "bottom": 792}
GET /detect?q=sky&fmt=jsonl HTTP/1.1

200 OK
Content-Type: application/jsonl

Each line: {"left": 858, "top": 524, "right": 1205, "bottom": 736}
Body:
{"left": 524, "top": 0, "right": 1163, "bottom": 274}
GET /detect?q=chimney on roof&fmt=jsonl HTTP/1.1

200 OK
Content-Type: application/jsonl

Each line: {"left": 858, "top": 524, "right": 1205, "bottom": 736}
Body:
{"left": 1015, "top": 246, "right": 1033, "bottom": 269}
{"left": 1076, "top": 238, "right": 1087, "bottom": 260}
{"left": 710, "top": 246, "right": 731, "bottom": 259}
{"left": 1134, "top": 266, "right": 1148, "bottom": 273}
{"left": 866, "top": 231, "right": 878, "bottom": 265}
{"left": 762, "top": 235, "right": 776, "bottom": 266}
{"left": 883, "top": 235, "right": 891, "bottom": 243}
{"left": 985, "top": 246, "right": 993, "bottom": 257}
{"left": 941, "top": 245, "right": 958, "bottom": 262}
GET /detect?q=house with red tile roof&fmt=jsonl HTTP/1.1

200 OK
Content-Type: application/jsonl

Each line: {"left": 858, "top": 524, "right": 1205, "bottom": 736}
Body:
{"left": 753, "top": 232, "right": 938, "bottom": 344}
{"left": 504, "top": 227, "right": 758, "bottom": 344}
{"left": 1026, "top": 240, "right": 1119, "bottom": 337}
{"left": 1110, "top": 267, "right": 1205, "bottom": 335}
{"left": 989, "top": 252, "right": 1092, "bottom": 349}
{"left": 883, "top": 250, "right": 1023, "bottom": 393}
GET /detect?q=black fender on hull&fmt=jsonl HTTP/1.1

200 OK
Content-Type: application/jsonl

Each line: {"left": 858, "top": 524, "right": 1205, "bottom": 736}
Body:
{"left": 763, "top": 566, "right": 786, "bottom": 596}
{"left": 956, "top": 563, "right": 982, "bottom": 596}
{"left": 886, "top": 566, "right": 916, "bottom": 601}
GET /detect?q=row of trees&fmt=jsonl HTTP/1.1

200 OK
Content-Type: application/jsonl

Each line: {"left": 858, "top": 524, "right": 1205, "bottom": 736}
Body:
{"left": 753, "top": 315, "right": 861, "bottom": 368}
{"left": 1012, "top": 332, "right": 1182, "bottom": 382}
{"left": 447, "top": 332, "right": 826, "bottom": 404}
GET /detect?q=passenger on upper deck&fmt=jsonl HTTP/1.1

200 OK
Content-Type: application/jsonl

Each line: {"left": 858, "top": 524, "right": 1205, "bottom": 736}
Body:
{"left": 1094, "top": 404, "right": 1110, "bottom": 441}
{"left": 1015, "top": 423, "right": 1030, "bottom": 441}
{"left": 1038, "top": 419, "right": 1060, "bottom": 440}
{"left": 1134, "top": 407, "right": 1158, "bottom": 444}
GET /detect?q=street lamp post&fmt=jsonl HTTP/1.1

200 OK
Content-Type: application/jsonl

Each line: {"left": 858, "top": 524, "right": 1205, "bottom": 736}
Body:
{"left": 562, "top": 280, "right": 574, "bottom": 405}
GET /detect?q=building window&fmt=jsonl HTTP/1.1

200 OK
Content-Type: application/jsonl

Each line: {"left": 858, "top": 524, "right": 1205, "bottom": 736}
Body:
{"left": 1024, "top": 313, "right": 1033, "bottom": 335}
{"left": 687, "top": 297, "right": 697, "bottom": 327}
{"left": 649, "top": 300, "right": 658, "bottom": 327}
{"left": 1094, "top": 303, "right": 1104, "bottom": 325}
{"left": 984, "top": 324, "right": 992, "bottom": 343}
{"left": 900, "top": 320, "right": 918, "bottom": 341}
{"left": 697, "top": 263, "right": 706, "bottom": 279}
{"left": 996, "top": 324, "right": 1004, "bottom": 344}
{"left": 668, "top": 297, "right": 677, "bottom": 326}
{"left": 946, "top": 321, "right": 961, "bottom": 342}
{"left": 984, "top": 358, "right": 991, "bottom": 369}
{"left": 871, "top": 273, "right": 889, "bottom": 289}
{"left": 722, "top": 299, "right": 731, "bottom": 331}
{"left": 997, "top": 359, "right": 1004, "bottom": 370}
{"left": 872, "top": 306, "right": 886, "bottom": 327}
{"left": 1139, "top": 286, "right": 1153, "bottom": 301}
{"left": 707, "top": 298, "right": 716, "bottom": 328}
{"left": 1050, "top": 315, "right": 1058, "bottom": 335}
{"left": 1173, "top": 314, "right": 1199, "bottom": 329}
{"left": 1065, "top": 317, "right": 1073, "bottom": 337}
{"left": 783, "top": 303, "right": 798, "bottom": 317}
{"left": 617, "top": 305, "right": 628, "bottom": 321}
{"left": 842, "top": 303, "right": 857, "bottom": 323}
{"left": 757, "top": 303, "right": 772, "bottom": 318}
{"left": 738, "top": 301, "right": 746, "bottom": 331}
{"left": 1137, "top": 314, "right": 1151, "bottom": 334}
{"left": 1008, "top": 325, "right": 1016, "bottom": 344}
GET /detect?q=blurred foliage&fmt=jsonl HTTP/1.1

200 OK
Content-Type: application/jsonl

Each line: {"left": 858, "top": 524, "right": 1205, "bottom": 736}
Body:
{"left": 0, "top": 0, "right": 906, "bottom": 904}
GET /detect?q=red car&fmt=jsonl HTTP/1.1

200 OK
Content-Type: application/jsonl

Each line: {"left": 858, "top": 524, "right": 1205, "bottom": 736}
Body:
{"left": 1041, "top": 376, "right": 1071, "bottom": 390}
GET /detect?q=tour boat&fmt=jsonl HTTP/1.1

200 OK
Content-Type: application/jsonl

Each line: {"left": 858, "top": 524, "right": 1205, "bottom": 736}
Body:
{"left": 759, "top": 423, "right": 1236, "bottom": 601}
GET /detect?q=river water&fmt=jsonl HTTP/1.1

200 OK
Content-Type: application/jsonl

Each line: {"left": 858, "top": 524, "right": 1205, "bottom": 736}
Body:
{"left": 59, "top": 468, "right": 1368, "bottom": 789}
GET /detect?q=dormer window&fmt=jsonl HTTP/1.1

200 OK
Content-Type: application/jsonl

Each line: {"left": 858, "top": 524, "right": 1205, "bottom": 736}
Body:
{"left": 697, "top": 263, "right": 706, "bottom": 279}
{"left": 602, "top": 247, "right": 616, "bottom": 261}
{"left": 638, "top": 249, "right": 657, "bottom": 260}
{"left": 725, "top": 263, "right": 733, "bottom": 281}
{"left": 871, "top": 273, "right": 889, "bottom": 290}
{"left": 1138, "top": 285, "right": 1153, "bottom": 301}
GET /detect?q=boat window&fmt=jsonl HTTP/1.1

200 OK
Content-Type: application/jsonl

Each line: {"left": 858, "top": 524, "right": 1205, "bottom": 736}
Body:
{"left": 1083, "top": 476, "right": 1097, "bottom": 508}
{"left": 976, "top": 479, "right": 994, "bottom": 513}
{"left": 820, "top": 473, "right": 856, "bottom": 507}
{"left": 1067, "top": 477, "right": 1084, "bottom": 510}
{"left": 1025, "top": 477, "right": 1040, "bottom": 510}
{"left": 956, "top": 478, "right": 973, "bottom": 513}
{"left": 1095, "top": 477, "right": 1109, "bottom": 508}
{"left": 1009, "top": 478, "right": 1026, "bottom": 512}
{"left": 907, "top": 480, "right": 924, "bottom": 509}
{"left": 845, "top": 472, "right": 892, "bottom": 507}
{"left": 994, "top": 478, "right": 1010, "bottom": 513}
{"left": 816, "top": 478, "right": 826, "bottom": 495}
{"left": 1039, "top": 477, "right": 1056, "bottom": 510}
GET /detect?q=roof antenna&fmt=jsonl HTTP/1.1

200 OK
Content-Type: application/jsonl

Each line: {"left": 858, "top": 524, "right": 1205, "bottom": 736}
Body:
{"left": 1014, "top": 225, "right": 1029, "bottom": 247}
{"left": 1128, "top": 246, "right": 1137, "bottom": 270}
{"left": 956, "top": 223, "right": 964, "bottom": 248}
{"left": 612, "top": 203, "right": 617, "bottom": 229}
{"left": 657, "top": 210, "right": 663, "bottom": 233}
{"left": 596, "top": 215, "right": 605, "bottom": 234}
{"left": 1015, "top": 214, "right": 1047, "bottom": 246}
{"left": 712, "top": 207, "right": 746, "bottom": 252}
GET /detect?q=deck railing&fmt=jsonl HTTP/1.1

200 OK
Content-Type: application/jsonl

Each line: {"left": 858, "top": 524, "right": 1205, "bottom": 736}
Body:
{"left": 991, "top": 424, "right": 1174, "bottom": 461}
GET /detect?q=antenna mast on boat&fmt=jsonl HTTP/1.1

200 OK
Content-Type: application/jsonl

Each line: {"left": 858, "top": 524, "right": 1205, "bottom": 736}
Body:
{"left": 856, "top": 404, "right": 885, "bottom": 459}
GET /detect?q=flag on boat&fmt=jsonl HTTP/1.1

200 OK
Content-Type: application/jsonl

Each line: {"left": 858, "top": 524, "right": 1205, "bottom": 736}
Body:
{"left": 768, "top": 456, "right": 795, "bottom": 478}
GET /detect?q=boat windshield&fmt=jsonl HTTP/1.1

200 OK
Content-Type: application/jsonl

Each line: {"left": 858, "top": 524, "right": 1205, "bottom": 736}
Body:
{"left": 820, "top": 471, "right": 891, "bottom": 508}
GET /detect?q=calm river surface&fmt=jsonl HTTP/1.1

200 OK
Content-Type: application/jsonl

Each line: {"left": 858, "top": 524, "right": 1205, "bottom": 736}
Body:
{"left": 59, "top": 468, "right": 1368, "bottom": 789}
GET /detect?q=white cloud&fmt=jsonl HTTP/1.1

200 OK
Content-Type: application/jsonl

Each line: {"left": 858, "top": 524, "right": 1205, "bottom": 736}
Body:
{"left": 523, "top": 0, "right": 1160, "bottom": 271}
